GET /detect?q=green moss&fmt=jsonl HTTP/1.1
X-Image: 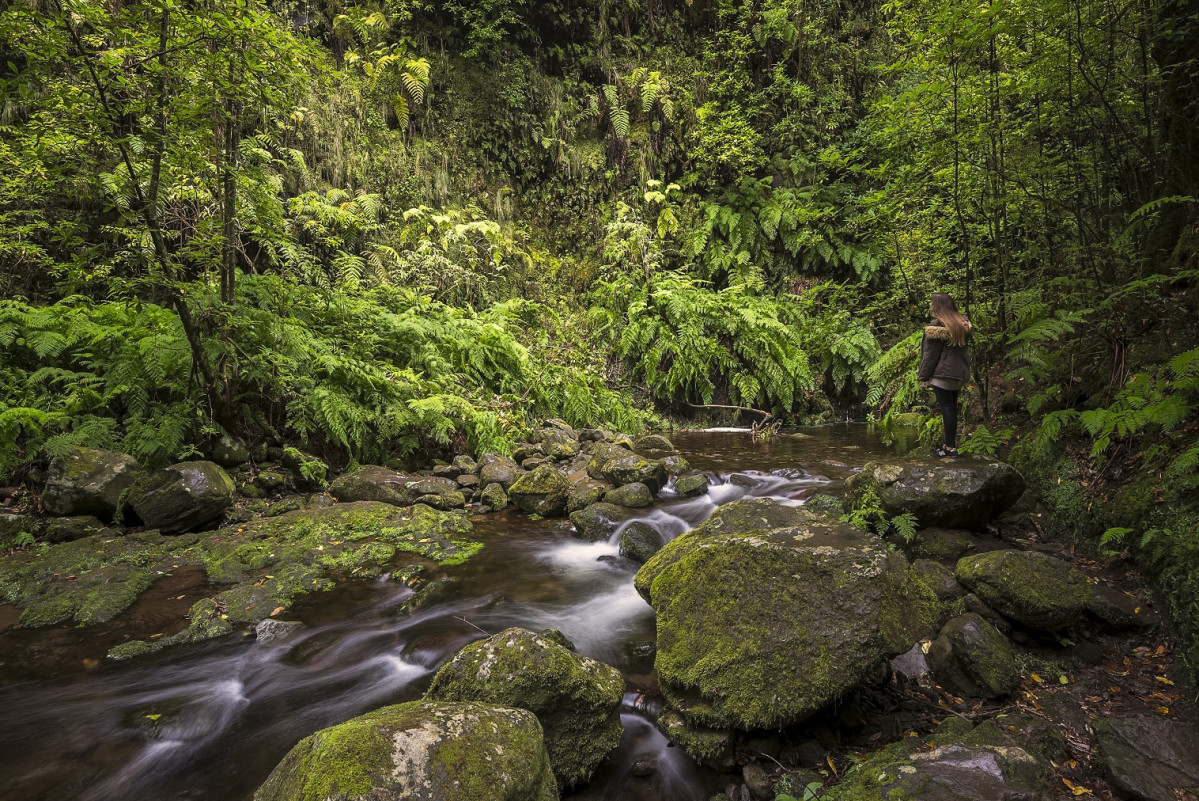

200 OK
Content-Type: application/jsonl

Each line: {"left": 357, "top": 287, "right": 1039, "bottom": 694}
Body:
{"left": 956, "top": 550, "right": 1092, "bottom": 631}
{"left": 255, "top": 708, "right": 394, "bottom": 801}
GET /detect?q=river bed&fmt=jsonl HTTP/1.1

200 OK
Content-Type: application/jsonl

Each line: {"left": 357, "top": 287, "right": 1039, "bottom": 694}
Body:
{"left": 0, "top": 425, "right": 912, "bottom": 801}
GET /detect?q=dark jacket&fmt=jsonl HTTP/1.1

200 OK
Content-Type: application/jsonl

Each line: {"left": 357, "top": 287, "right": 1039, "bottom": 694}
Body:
{"left": 918, "top": 319, "right": 972, "bottom": 385}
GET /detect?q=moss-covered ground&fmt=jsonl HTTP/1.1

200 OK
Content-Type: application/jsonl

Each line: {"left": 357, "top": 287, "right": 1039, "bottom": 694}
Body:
{"left": 0, "top": 501, "right": 479, "bottom": 658}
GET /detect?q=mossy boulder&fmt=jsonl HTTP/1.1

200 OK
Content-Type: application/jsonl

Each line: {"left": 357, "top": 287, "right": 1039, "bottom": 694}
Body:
{"left": 1093, "top": 714, "right": 1199, "bottom": 801}
{"left": 926, "top": 613, "right": 1020, "bottom": 699}
{"left": 634, "top": 503, "right": 941, "bottom": 729}
{"left": 824, "top": 716, "right": 1059, "bottom": 801}
{"left": 480, "top": 482, "right": 508, "bottom": 510}
{"left": 210, "top": 433, "right": 249, "bottom": 467}
{"left": 587, "top": 443, "right": 668, "bottom": 493}
{"left": 478, "top": 453, "right": 522, "bottom": 490}
{"left": 656, "top": 709, "right": 735, "bottom": 771}
{"left": 127, "top": 460, "right": 235, "bottom": 534}
{"left": 253, "top": 700, "right": 557, "bottom": 801}
{"left": 689, "top": 496, "right": 807, "bottom": 537}
{"left": 281, "top": 448, "right": 327, "bottom": 491}
{"left": 674, "top": 473, "right": 710, "bottom": 497}
{"left": 604, "top": 482, "right": 653, "bottom": 508}
{"left": 619, "top": 521, "right": 662, "bottom": 563}
{"left": 845, "top": 456, "right": 1026, "bottom": 530}
{"left": 956, "top": 550, "right": 1094, "bottom": 632}
{"left": 569, "top": 502, "right": 628, "bottom": 542}
{"left": 44, "top": 515, "right": 110, "bottom": 543}
{"left": 566, "top": 479, "right": 609, "bottom": 514}
{"left": 329, "top": 465, "right": 420, "bottom": 506}
{"left": 539, "top": 429, "right": 581, "bottom": 459}
{"left": 635, "top": 434, "right": 675, "bottom": 453}
{"left": 425, "top": 627, "right": 623, "bottom": 789}
{"left": 508, "top": 464, "right": 570, "bottom": 517}
{"left": 41, "top": 446, "right": 143, "bottom": 520}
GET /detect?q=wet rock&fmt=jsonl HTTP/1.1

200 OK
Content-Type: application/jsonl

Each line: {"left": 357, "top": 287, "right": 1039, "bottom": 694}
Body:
{"left": 773, "top": 770, "right": 824, "bottom": 799}
{"left": 543, "top": 417, "right": 575, "bottom": 433}
{"left": 128, "top": 461, "right": 235, "bottom": 534}
{"left": 480, "top": 482, "right": 508, "bottom": 511}
{"left": 263, "top": 495, "right": 304, "bottom": 517}
{"left": 41, "top": 446, "right": 143, "bottom": 520}
{"left": 416, "top": 489, "right": 466, "bottom": 510}
{"left": 605, "top": 482, "right": 653, "bottom": 508}
{"left": 635, "top": 500, "right": 942, "bottom": 729}
{"left": 566, "top": 479, "right": 609, "bottom": 513}
{"left": 451, "top": 454, "right": 477, "bottom": 475}
{"left": 281, "top": 448, "right": 327, "bottom": 491}
{"left": 569, "top": 502, "right": 628, "bottom": 542}
{"left": 688, "top": 496, "right": 806, "bottom": 536}
{"left": 845, "top": 457, "right": 1026, "bottom": 530}
{"left": 926, "top": 613, "right": 1019, "bottom": 699}
{"left": 250, "top": 468, "right": 287, "bottom": 496}
{"left": 508, "top": 464, "right": 570, "bottom": 517}
{"left": 539, "top": 628, "right": 576, "bottom": 650}
{"left": 432, "top": 463, "right": 460, "bottom": 479}
{"left": 674, "top": 473, "right": 710, "bottom": 497}
{"left": 962, "top": 592, "right": 1011, "bottom": 634}
{"left": 656, "top": 709, "right": 736, "bottom": 771}
{"left": 956, "top": 550, "right": 1093, "bottom": 632}
{"left": 891, "top": 643, "right": 932, "bottom": 679}
{"left": 522, "top": 456, "right": 548, "bottom": 470}
{"left": 514, "top": 443, "right": 542, "bottom": 462}
{"left": 44, "top": 515, "right": 109, "bottom": 543}
{"left": 254, "top": 618, "right": 304, "bottom": 644}
{"left": 210, "top": 434, "right": 249, "bottom": 468}
{"left": 662, "top": 454, "right": 690, "bottom": 474}
{"left": 578, "top": 428, "right": 611, "bottom": 443}
{"left": 539, "top": 430, "right": 581, "bottom": 459}
{"left": 823, "top": 717, "right": 1056, "bottom": 801}
{"left": 587, "top": 443, "right": 668, "bottom": 493}
{"left": 635, "top": 434, "right": 675, "bottom": 453}
{"left": 911, "top": 559, "right": 967, "bottom": 603}
{"left": 631, "top": 755, "right": 657, "bottom": 777}
{"left": 329, "top": 465, "right": 419, "bottom": 506}
{"left": 1087, "top": 584, "right": 1159, "bottom": 631}
{"left": 254, "top": 701, "right": 557, "bottom": 801}
{"left": 478, "top": 453, "right": 523, "bottom": 490}
{"left": 620, "top": 521, "right": 662, "bottom": 563}
{"left": 1093, "top": 713, "right": 1199, "bottom": 801}
{"left": 742, "top": 763, "right": 774, "bottom": 800}
{"left": 425, "top": 627, "right": 623, "bottom": 789}
{"left": 801, "top": 493, "right": 843, "bottom": 519}
{"left": 455, "top": 474, "right": 479, "bottom": 489}
{"left": 906, "top": 527, "right": 979, "bottom": 562}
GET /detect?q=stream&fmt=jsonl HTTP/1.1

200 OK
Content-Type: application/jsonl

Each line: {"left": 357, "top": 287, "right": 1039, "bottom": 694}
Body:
{"left": 0, "top": 425, "right": 913, "bottom": 801}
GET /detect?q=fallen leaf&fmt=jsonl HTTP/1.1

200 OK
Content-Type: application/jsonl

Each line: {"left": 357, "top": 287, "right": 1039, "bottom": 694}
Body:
{"left": 1156, "top": 676, "right": 1174, "bottom": 685}
{"left": 145, "top": 714, "right": 162, "bottom": 722}
{"left": 826, "top": 755, "right": 838, "bottom": 777}
{"left": 149, "top": 632, "right": 163, "bottom": 639}
{"left": 175, "top": 595, "right": 186, "bottom": 600}
{"left": 1059, "top": 675, "right": 1069, "bottom": 685}
{"left": 219, "top": 614, "right": 228, "bottom": 620}
{"left": 418, "top": 538, "right": 432, "bottom": 543}
{"left": 1031, "top": 673, "right": 1043, "bottom": 683}
{"left": 1062, "top": 778, "right": 1093, "bottom": 795}
{"left": 270, "top": 606, "right": 285, "bottom": 616}
{"left": 1157, "top": 706, "right": 1171, "bottom": 715}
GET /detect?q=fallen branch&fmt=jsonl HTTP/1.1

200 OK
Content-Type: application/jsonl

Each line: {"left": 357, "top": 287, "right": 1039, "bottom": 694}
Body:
{"left": 682, "top": 402, "right": 774, "bottom": 421}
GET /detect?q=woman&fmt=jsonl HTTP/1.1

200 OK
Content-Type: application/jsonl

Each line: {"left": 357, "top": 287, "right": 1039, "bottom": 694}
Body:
{"left": 918, "top": 292, "right": 972, "bottom": 457}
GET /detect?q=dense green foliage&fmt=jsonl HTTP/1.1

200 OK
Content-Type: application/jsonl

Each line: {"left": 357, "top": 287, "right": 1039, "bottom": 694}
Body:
{"left": 2, "top": 0, "right": 1197, "bottom": 595}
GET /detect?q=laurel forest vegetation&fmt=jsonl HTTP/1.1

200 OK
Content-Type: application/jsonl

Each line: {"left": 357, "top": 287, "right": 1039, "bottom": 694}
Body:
{"left": 2, "top": 0, "right": 1198, "bottom": 650}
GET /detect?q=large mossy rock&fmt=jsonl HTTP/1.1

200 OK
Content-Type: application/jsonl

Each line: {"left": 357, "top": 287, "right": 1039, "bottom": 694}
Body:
{"left": 569, "top": 502, "right": 628, "bottom": 542}
{"left": 254, "top": 701, "right": 557, "bottom": 801}
{"left": 845, "top": 456, "right": 1026, "bottom": 529}
{"left": 926, "top": 613, "right": 1020, "bottom": 699}
{"left": 41, "top": 446, "right": 143, "bottom": 519}
{"left": 586, "top": 443, "right": 668, "bottom": 493}
{"left": 824, "top": 716, "right": 1062, "bottom": 801}
{"left": 478, "top": 453, "right": 523, "bottom": 490}
{"left": 425, "top": 627, "right": 623, "bottom": 789}
{"left": 127, "top": 460, "right": 235, "bottom": 534}
{"left": 508, "top": 464, "right": 571, "bottom": 517}
{"left": 329, "top": 465, "right": 420, "bottom": 506}
{"left": 956, "top": 550, "right": 1094, "bottom": 632}
{"left": 633, "top": 499, "right": 941, "bottom": 729}
{"left": 1093, "top": 714, "right": 1199, "bottom": 801}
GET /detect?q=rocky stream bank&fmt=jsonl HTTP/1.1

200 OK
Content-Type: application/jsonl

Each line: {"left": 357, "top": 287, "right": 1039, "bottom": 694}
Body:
{"left": 1, "top": 425, "right": 1197, "bottom": 801}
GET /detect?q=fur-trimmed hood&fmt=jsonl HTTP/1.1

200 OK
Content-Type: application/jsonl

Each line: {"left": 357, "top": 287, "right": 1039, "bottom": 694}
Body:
{"left": 924, "top": 319, "right": 973, "bottom": 342}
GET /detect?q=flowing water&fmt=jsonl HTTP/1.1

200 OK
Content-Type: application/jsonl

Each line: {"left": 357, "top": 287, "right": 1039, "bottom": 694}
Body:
{"left": 0, "top": 425, "right": 913, "bottom": 801}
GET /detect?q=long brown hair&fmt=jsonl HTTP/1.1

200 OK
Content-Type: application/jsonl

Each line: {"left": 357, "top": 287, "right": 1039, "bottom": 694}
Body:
{"left": 930, "top": 293, "right": 970, "bottom": 346}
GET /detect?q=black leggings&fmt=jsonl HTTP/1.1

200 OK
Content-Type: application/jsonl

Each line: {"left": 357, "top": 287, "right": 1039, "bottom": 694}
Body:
{"left": 932, "top": 386, "right": 959, "bottom": 447}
